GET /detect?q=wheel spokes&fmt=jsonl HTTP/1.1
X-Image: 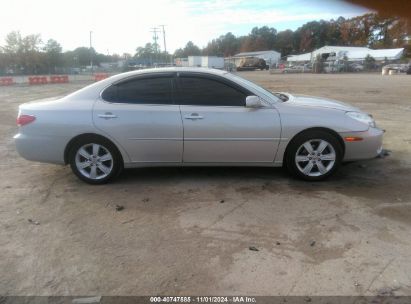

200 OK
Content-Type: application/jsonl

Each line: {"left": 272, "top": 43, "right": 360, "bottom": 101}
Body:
{"left": 89, "top": 166, "right": 97, "bottom": 179}
{"left": 99, "top": 153, "right": 112, "bottom": 162}
{"left": 78, "top": 148, "right": 91, "bottom": 159}
{"left": 77, "top": 161, "right": 91, "bottom": 169}
{"left": 316, "top": 161, "right": 328, "bottom": 174}
{"left": 92, "top": 144, "right": 100, "bottom": 156}
{"left": 317, "top": 140, "right": 328, "bottom": 153}
{"left": 296, "top": 155, "right": 310, "bottom": 162}
{"left": 303, "top": 142, "right": 314, "bottom": 154}
{"left": 75, "top": 143, "right": 113, "bottom": 180}
{"left": 302, "top": 162, "right": 314, "bottom": 175}
{"left": 97, "top": 164, "right": 111, "bottom": 175}
{"left": 320, "top": 152, "right": 336, "bottom": 161}
{"left": 296, "top": 139, "right": 336, "bottom": 177}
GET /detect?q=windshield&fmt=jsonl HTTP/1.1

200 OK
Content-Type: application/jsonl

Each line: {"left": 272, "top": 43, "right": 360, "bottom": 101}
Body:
{"left": 227, "top": 73, "right": 282, "bottom": 102}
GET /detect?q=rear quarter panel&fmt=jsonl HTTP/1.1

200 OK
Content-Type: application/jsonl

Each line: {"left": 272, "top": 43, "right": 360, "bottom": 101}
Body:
{"left": 16, "top": 96, "right": 131, "bottom": 164}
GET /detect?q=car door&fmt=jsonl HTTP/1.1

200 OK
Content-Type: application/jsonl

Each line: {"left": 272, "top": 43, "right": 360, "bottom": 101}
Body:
{"left": 93, "top": 73, "right": 183, "bottom": 163}
{"left": 176, "top": 73, "right": 281, "bottom": 163}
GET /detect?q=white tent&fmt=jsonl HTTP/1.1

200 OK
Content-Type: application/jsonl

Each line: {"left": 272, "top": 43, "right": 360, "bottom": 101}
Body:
{"left": 287, "top": 46, "right": 404, "bottom": 63}
{"left": 287, "top": 52, "right": 312, "bottom": 62}
{"left": 347, "top": 48, "right": 404, "bottom": 61}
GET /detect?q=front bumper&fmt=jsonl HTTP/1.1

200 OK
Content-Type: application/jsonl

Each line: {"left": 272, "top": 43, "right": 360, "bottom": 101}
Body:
{"left": 340, "top": 127, "right": 384, "bottom": 161}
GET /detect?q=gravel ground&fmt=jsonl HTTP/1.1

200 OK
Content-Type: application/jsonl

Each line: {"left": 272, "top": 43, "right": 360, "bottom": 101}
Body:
{"left": 0, "top": 72, "right": 411, "bottom": 296}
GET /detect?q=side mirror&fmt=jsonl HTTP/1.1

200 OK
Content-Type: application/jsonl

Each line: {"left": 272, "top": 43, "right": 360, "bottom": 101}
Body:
{"left": 246, "top": 95, "right": 262, "bottom": 108}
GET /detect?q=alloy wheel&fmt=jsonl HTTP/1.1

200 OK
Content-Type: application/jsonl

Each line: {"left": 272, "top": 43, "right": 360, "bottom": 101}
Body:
{"left": 75, "top": 143, "right": 114, "bottom": 180}
{"left": 295, "top": 139, "right": 336, "bottom": 177}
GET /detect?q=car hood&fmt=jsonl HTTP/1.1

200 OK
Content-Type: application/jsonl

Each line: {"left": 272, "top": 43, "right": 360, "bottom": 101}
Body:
{"left": 284, "top": 93, "right": 360, "bottom": 112}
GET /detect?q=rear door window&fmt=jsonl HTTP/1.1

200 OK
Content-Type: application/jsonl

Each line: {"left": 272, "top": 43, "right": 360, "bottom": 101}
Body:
{"left": 102, "top": 76, "right": 173, "bottom": 104}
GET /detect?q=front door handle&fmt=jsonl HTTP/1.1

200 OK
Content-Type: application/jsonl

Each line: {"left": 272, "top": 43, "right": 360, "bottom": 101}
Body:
{"left": 98, "top": 112, "right": 117, "bottom": 119}
{"left": 184, "top": 113, "right": 203, "bottom": 120}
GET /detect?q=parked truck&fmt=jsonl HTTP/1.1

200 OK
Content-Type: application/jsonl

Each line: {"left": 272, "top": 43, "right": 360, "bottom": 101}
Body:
{"left": 237, "top": 57, "right": 269, "bottom": 71}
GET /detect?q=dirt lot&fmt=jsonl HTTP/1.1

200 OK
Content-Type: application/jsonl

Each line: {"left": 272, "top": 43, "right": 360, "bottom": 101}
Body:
{"left": 1, "top": 72, "right": 411, "bottom": 296}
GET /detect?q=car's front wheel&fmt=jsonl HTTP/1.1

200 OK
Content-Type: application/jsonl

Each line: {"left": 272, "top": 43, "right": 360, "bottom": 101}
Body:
{"left": 285, "top": 130, "right": 343, "bottom": 181}
{"left": 68, "top": 136, "right": 122, "bottom": 184}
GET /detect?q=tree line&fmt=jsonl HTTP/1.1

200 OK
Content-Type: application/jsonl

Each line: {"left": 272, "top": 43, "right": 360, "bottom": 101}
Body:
{"left": 174, "top": 13, "right": 410, "bottom": 58}
{"left": 1, "top": 13, "right": 410, "bottom": 75}
{"left": 0, "top": 31, "right": 124, "bottom": 75}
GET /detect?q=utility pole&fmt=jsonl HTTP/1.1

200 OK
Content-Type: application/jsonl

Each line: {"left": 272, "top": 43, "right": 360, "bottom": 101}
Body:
{"left": 150, "top": 27, "right": 160, "bottom": 66}
{"left": 150, "top": 27, "right": 159, "bottom": 53}
{"left": 159, "top": 24, "right": 169, "bottom": 65}
{"left": 159, "top": 25, "right": 167, "bottom": 54}
{"left": 89, "top": 30, "right": 93, "bottom": 73}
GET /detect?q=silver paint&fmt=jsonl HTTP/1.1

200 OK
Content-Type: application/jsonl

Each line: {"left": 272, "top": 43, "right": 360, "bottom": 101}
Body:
{"left": 14, "top": 67, "right": 384, "bottom": 176}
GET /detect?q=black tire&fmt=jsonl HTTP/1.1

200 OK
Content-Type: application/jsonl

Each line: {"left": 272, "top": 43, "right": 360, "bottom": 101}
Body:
{"left": 284, "top": 130, "right": 343, "bottom": 181}
{"left": 68, "top": 135, "right": 123, "bottom": 184}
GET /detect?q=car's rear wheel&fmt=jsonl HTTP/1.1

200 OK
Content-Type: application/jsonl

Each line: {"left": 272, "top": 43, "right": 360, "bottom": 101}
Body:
{"left": 285, "top": 130, "right": 343, "bottom": 181}
{"left": 68, "top": 136, "right": 122, "bottom": 184}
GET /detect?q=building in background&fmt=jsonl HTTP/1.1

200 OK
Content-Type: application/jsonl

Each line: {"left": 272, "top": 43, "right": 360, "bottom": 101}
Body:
{"left": 175, "top": 56, "right": 224, "bottom": 69}
{"left": 287, "top": 46, "right": 404, "bottom": 64}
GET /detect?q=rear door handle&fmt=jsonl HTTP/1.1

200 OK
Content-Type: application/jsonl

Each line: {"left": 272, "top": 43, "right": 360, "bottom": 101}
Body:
{"left": 98, "top": 112, "right": 117, "bottom": 119}
{"left": 184, "top": 113, "right": 203, "bottom": 120}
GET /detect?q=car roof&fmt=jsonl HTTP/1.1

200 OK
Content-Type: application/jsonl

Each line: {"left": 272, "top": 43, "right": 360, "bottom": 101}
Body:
{"left": 65, "top": 67, "right": 230, "bottom": 101}
{"left": 117, "top": 67, "right": 228, "bottom": 78}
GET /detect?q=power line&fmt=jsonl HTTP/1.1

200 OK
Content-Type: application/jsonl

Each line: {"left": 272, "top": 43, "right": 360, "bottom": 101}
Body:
{"left": 150, "top": 27, "right": 160, "bottom": 53}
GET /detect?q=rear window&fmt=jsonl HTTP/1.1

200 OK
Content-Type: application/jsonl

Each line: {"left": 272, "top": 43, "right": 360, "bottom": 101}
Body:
{"left": 102, "top": 77, "right": 173, "bottom": 104}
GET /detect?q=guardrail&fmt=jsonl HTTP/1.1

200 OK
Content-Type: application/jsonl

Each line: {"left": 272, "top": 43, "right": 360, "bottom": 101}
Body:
{"left": 0, "top": 77, "right": 14, "bottom": 86}
{"left": 0, "top": 73, "right": 115, "bottom": 86}
{"left": 94, "top": 73, "right": 109, "bottom": 81}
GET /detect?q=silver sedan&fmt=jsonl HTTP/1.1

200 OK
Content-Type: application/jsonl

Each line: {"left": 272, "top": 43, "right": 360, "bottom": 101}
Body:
{"left": 14, "top": 68, "right": 384, "bottom": 184}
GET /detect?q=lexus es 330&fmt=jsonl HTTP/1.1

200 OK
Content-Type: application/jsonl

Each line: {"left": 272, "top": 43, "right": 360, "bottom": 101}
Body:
{"left": 14, "top": 68, "right": 384, "bottom": 184}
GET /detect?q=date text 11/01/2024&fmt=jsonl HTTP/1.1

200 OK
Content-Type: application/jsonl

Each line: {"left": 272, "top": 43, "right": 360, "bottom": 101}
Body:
{"left": 149, "top": 297, "right": 256, "bottom": 303}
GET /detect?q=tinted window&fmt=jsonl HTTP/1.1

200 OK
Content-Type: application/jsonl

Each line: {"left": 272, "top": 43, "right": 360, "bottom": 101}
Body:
{"left": 102, "top": 77, "right": 172, "bottom": 104}
{"left": 177, "top": 77, "right": 246, "bottom": 106}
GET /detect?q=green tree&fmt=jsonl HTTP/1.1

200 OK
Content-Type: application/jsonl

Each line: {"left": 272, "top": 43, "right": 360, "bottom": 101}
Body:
{"left": 173, "top": 41, "right": 201, "bottom": 58}
{"left": 2, "top": 31, "right": 43, "bottom": 74}
{"left": 203, "top": 32, "right": 240, "bottom": 57}
{"left": 240, "top": 26, "right": 277, "bottom": 52}
{"left": 134, "top": 43, "right": 170, "bottom": 65}
{"left": 43, "top": 39, "right": 62, "bottom": 73}
{"left": 71, "top": 47, "right": 96, "bottom": 66}
{"left": 275, "top": 30, "right": 294, "bottom": 56}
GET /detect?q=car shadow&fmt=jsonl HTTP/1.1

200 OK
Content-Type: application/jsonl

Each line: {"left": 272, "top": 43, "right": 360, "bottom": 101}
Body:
{"left": 118, "top": 165, "right": 287, "bottom": 183}
{"left": 113, "top": 156, "right": 411, "bottom": 206}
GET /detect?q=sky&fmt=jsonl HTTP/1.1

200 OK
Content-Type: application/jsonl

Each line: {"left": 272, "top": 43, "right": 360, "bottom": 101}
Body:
{"left": 0, "top": 0, "right": 371, "bottom": 55}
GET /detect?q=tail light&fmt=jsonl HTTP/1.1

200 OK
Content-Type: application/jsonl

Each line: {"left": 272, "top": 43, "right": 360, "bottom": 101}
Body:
{"left": 17, "top": 114, "right": 36, "bottom": 126}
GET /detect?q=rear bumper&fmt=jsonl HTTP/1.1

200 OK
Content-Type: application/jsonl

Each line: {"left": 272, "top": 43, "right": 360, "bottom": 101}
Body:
{"left": 340, "top": 127, "right": 384, "bottom": 161}
{"left": 14, "top": 133, "right": 66, "bottom": 164}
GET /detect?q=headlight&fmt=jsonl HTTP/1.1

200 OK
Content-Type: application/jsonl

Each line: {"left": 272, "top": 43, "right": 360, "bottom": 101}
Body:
{"left": 346, "top": 111, "right": 376, "bottom": 128}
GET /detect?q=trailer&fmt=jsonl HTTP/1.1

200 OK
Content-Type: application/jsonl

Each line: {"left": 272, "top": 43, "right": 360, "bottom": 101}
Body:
{"left": 201, "top": 56, "right": 224, "bottom": 69}
{"left": 188, "top": 56, "right": 202, "bottom": 67}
